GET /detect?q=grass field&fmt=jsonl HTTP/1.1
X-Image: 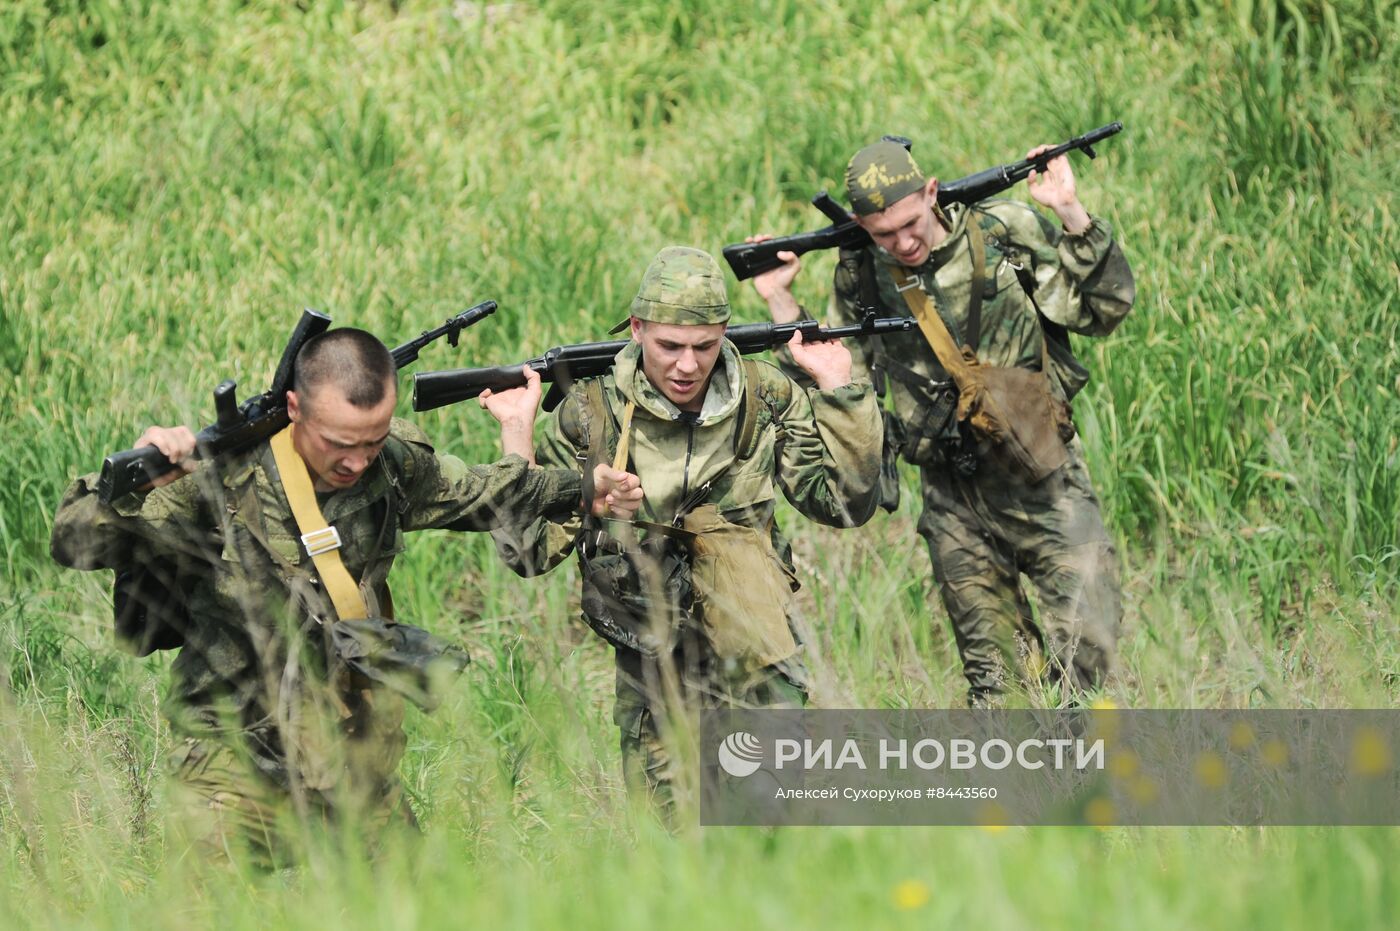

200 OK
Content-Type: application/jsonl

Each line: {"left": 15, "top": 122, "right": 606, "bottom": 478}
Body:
{"left": 2, "top": 0, "right": 1397, "bottom": 927}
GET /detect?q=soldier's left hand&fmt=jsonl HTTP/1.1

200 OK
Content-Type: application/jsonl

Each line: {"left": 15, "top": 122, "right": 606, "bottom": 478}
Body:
{"left": 1026, "top": 144, "right": 1091, "bottom": 234}
{"left": 787, "top": 329, "right": 853, "bottom": 390}
{"left": 479, "top": 365, "right": 542, "bottom": 431}
{"left": 590, "top": 465, "right": 644, "bottom": 520}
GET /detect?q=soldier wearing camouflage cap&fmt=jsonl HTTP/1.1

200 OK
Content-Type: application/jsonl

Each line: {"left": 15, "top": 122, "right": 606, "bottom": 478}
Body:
{"left": 747, "top": 135, "right": 1136, "bottom": 705}
{"left": 493, "top": 245, "right": 883, "bottom": 811}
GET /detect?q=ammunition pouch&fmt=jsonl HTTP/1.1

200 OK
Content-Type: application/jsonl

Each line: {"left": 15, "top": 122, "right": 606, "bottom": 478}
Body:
{"left": 577, "top": 509, "right": 800, "bottom": 669}
{"left": 955, "top": 354, "right": 1075, "bottom": 483}
{"left": 329, "top": 616, "right": 469, "bottom": 712}
{"left": 681, "top": 505, "right": 799, "bottom": 669}
{"left": 877, "top": 360, "right": 960, "bottom": 471}
{"left": 578, "top": 524, "right": 693, "bottom": 657}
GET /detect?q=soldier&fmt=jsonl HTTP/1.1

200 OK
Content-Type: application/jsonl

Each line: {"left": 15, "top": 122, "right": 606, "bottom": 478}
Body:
{"left": 51, "top": 327, "right": 639, "bottom": 862}
{"left": 748, "top": 139, "right": 1135, "bottom": 704}
{"left": 490, "top": 246, "right": 883, "bottom": 807}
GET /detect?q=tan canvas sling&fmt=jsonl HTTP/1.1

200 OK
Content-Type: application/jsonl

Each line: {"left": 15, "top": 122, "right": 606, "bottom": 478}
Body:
{"left": 269, "top": 425, "right": 369, "bottom": 621}
{"left": 891, "top": 223, "right": 1070, "bottom": 482}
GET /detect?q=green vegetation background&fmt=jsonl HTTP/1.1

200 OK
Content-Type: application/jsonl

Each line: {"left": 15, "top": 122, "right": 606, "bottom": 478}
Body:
{"left": 1, "top": 0, "right": 1396, "bottom": 926}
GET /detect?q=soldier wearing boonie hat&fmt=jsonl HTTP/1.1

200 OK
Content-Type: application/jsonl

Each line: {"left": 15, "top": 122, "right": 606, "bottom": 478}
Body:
{"left": 611, "top": 245, "right": 732, "bottom": 331}
{"left": 493, "top": 244, "right": 884, "bottom": 811}
{"left": 746, "top": 130, "right": 1138, "bottom": 708}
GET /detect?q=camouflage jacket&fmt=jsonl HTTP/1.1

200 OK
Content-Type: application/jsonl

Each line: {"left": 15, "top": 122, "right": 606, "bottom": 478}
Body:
{"left": 785, "top": 200, "right": 1135, "bottom": 456}
{"left": 493, "top": 339, "right": 882, "bottom": 577}
{"left": 51, "top": 419, "right": 582, "bottom": 768}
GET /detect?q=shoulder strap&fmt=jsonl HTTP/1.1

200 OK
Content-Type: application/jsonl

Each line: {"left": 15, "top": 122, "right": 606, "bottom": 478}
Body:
{"left": 581, "top": 379, "right": 613, "bottom": 467}
{"left": 735, "top": 360, "right": 794, "bottom": 462}
{"left": 268, "top": 425, "right": 367, "bottom": 621}
{"left": 848, "top": 248, "right": 892, "bottom": 398}
{"left": 974, "top": 206, "right": 1053, "bottom": 372}
{"left": 734, "top": 360, "right": 762, "bottom": 461}
{"left": 965, "top": 216, "right": 987, "bottom": 353}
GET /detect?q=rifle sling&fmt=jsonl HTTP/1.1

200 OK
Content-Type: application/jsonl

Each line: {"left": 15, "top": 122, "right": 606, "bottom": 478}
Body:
{"left": 269, "top": 425, "right": 368, "bottom": 622}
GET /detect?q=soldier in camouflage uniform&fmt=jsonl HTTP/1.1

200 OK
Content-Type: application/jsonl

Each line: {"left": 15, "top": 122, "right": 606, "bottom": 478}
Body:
{"left": 749, "top": 140, "right": 1135, "bottom": 704}
{"left": 51, "top": 328, "right": 634, "bottom": 862}
{"left": 491, "top": 247, "right": 882, "bottom": 806}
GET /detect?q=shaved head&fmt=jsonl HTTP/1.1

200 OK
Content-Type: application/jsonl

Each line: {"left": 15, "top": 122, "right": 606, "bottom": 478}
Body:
{"left": 293, "top": 328, "right": 396, "bottom": 411}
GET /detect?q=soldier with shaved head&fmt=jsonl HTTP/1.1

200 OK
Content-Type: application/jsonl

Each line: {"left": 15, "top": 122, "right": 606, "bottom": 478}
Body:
{"left": 51, "top": 327, "right": 639, "bottom": 862}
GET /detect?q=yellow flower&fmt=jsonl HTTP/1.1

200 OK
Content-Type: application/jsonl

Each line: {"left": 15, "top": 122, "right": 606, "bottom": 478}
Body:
{"left": 1228, "top": 720, "right": 1255, "bottom": 751}
{"left": 1260, "top": 738, "right": 1290, "bottom": 768}
{"left": 1195, "top": 751, "right": 1228, "bottom": 790}
{"left": 892, "top": 879, "right": 931, "bottom": 911}
{"left": 977, "top": 801, "right": 1011, "bottom": 832}
{"left": 1129, "top": 776, "right": 1160, "bottom": 806}
{"left": 1089, "top": 698, "right": 1119, "bottom": 741}
{"left": 1108, "top": 750, "right": 1139, "bottom": 779}
{"left": 1350, "top": 727, "right": 1392, "bottom": 778}
{"left": 1084, "top": 796, "right": 1116, "bottom": 826}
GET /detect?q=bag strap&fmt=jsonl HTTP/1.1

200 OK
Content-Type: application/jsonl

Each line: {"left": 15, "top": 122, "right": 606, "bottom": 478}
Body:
{"left": 891, "top": 266, "right": 975, "bottom": 392}
{"left": 965, "top": 218, "right": 986, "bottom": 353}
{"left": 612, "top": 399, "right": 637, "bottom": 471}
{"left": 735, "top": 359, "right": 794, "bottom": 462}
{"left": 268, "top": 425, "right": 368, "bottom": 621}
{"left": 734, "top": 359, "right": 762, "bottom": 461}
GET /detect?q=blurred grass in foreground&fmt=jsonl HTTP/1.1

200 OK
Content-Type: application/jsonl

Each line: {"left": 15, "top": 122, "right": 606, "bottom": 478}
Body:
{"left": 1, "top": 0, "right": 1397, "bottom": 927}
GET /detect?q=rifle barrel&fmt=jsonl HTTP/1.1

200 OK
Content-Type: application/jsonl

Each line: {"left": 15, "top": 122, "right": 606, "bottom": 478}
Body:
{"left": 723, "top": 122, "right": 1124, "bottom": 280}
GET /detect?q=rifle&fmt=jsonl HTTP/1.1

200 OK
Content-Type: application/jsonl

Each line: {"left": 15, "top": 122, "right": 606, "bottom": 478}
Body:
{"left": 412, "top": 313, "right": 916, "bottom": 414}
{"left": 722, "top": 121, "right": 1124, "bottom": 281}
{"left": 96, "top": 300, "right": 498, "bottom": 503}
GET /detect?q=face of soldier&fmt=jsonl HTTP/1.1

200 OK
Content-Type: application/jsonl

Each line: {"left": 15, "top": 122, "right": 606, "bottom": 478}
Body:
{"left": 630, "top": 318, "right": 726, "bottom": 413}
{"left": 287, "top": 380, "right": 396, "bottom": 492}
{"left": 856, "top": 179, "right": 944, "bottom": 267}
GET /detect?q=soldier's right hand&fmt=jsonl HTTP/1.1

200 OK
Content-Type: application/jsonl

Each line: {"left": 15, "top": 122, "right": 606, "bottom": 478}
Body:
{"left": 135, "top": 425, "right": 197, "bottom": 488}
{"left": 745, "top": 234, "right": 804, "bottom": 323}
{"left": 590, "top": 465, "right": 644, "bottom": 520}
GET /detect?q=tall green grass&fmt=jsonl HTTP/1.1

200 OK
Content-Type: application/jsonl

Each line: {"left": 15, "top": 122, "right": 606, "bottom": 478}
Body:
{"left": 1, "top": 0, "right": 1397, "bottom": 927}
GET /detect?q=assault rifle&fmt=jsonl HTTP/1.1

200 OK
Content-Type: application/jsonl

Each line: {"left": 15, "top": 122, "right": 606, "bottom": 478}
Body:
{"left": 412, "top": 313, "right": 916, "bottom": 413}
{"left": 721, "top": 121, "right": 1124, "bottom": 281}
{"left": 96, "top": 300, "right": 498, "bottom": 503}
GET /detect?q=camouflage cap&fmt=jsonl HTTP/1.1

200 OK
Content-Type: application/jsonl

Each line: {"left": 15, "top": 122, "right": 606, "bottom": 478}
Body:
{"left": 612, "top": 246, "right": 731, "bottom": 333}
{"left": 844, "top": 140, "right": 927, "bottom": 216}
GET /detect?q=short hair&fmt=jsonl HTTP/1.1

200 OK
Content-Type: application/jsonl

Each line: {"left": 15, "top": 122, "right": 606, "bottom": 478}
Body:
{"left": 293, "top": 328, "right": 396, "bottom": 409}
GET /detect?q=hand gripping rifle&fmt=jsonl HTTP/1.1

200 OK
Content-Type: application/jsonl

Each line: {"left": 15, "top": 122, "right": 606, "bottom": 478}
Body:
{"left": 412, "top": 313, "right": 916, "bottom": 414}
{"left": 96, "top": 300, "right": 498, "bottom": 503}
{"left": 721, "top": 122, "right": 1124, "bottom": 281}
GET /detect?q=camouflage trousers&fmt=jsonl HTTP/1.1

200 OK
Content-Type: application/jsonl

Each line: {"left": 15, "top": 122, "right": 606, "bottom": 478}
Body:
{"left": 166, "top": 690, "right": 414, "bottom": 866}
{"left": 613, "top": 636, "right": 807, "bottom": 812}
{"left": 916, "top": 438, "right": 1122, "bottom": 704}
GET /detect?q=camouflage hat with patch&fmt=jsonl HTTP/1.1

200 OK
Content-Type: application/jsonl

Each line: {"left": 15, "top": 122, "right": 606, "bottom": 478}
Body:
{"left": 611, "top": 246, "right": 731, "bottom": 333}
{"left": 844, "top": 140, "right": 927, "bottom": 216}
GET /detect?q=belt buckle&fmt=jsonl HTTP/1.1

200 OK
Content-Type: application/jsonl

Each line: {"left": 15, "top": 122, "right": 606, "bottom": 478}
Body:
{"left": 300, "top": 526, "right": 341, "bottom": 557}
{"left": 894, "top": 274, "right": 924, "bottom": 294}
